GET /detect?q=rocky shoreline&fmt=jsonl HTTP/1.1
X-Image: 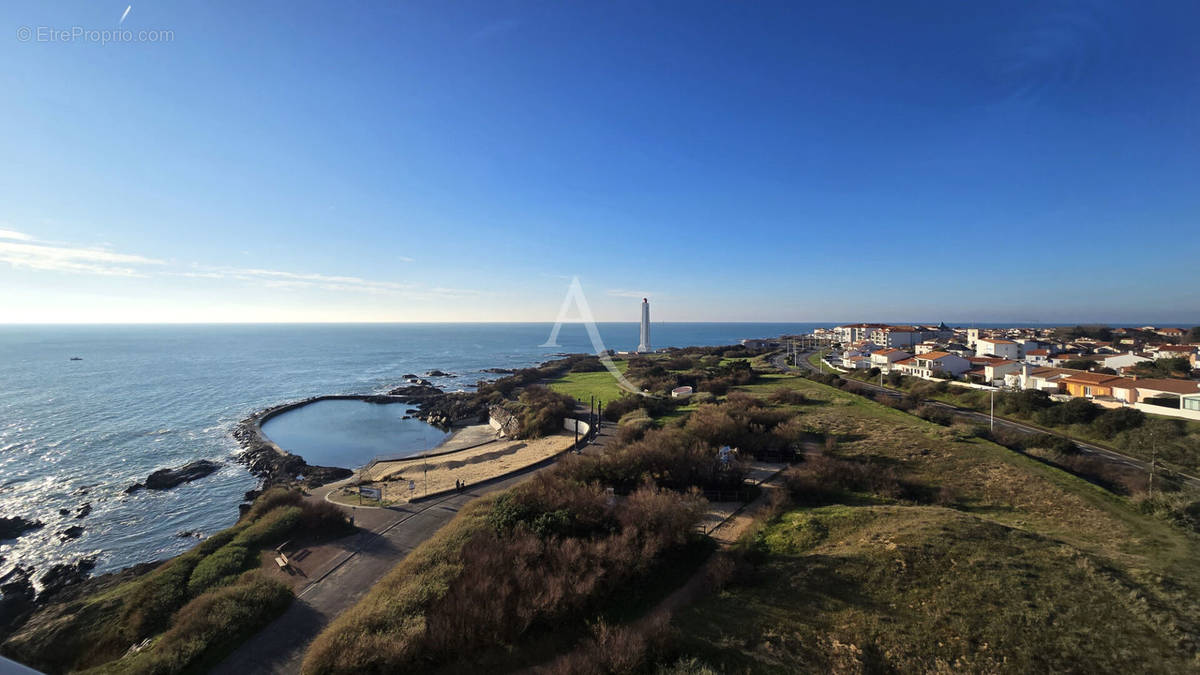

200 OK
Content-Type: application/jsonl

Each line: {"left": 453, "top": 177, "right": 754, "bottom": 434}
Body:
{"left": 229, "top": 386, "right": 490, "bottom": 498}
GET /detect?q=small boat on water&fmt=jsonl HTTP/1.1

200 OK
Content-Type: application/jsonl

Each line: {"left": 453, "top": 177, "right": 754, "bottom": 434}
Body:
{"left": 69, "top": 357, "right": 83, "bottom": 361}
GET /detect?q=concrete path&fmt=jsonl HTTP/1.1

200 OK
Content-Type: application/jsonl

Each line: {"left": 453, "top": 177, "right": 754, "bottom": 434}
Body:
{"left": 213, "top": 460, "right": 574, "bottom": 674}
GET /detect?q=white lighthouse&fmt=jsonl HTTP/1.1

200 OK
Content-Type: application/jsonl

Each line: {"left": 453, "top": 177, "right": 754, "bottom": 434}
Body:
{"left": 637, "top": 298, "right": 651, "bottom": 353}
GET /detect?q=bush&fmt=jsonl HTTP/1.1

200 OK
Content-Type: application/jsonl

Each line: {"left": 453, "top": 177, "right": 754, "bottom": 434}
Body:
{"left": 1002, "top": 389, "right": 1053, "bottom": 416}
{"left": 232, "top": 505, "right": 302, "bottom": 548}
{"left": 914, "top": 405, "right": 954, "bottom": 426}
{"left": 119, "top": 571, "right": 292, "bottom": 674}
{"left": 768, "top": 387, "right": 809, "bottom": 406}
{"left": 785, "top": 455, "right": 893, "bottom": 504}
{"left": 1038, "top": 398, "right": 1100, "bottom": 426}
{"left": 1026, "top": 433, "right": 1078, "bottom": 455}
{"left": 1093, "top": 408, "right": 1145, "bottom": 436}
{"left": 187, "top": 544, "right": 252, "bottom": 597}
{"left": 514, "top": 385, "right": 577, "bottom": 438}
{"left": 243, "top": 487, "right": 304, "bottom": 523}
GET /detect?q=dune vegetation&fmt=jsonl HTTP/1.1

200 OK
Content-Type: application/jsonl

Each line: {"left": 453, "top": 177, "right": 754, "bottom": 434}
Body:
{"left": 310, "top": 353, "right": 1200, "bottom": 673}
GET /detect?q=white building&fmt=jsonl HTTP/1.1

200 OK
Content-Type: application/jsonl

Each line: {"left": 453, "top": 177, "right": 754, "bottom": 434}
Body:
{"left": 895, "top": 351, "right": 971, "bottom": 378}
{"left": 1024, "top": 349, "right": 1052, "bottom": 366}
{"left": 1103, "top": 352, "right": 1153, "bottom": 371}
{"left": 870, "top": 348, "right": 911, "bottom": 372}
{"left": 975, "top": 338, "right": 1021, "bottom": 360}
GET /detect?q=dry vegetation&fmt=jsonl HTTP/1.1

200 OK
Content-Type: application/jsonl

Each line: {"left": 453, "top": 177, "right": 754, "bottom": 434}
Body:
{"left": 667, "top": 371, "right": 1200, "bottom": 672}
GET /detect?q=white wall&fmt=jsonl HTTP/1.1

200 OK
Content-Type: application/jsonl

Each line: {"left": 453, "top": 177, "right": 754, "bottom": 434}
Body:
{"left": 1132, "top": 403, "right": 1200, "bottom": 422}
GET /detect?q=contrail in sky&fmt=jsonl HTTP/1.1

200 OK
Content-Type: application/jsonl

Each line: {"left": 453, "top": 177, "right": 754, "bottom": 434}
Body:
{"left": 119, "top": 5, "right": 131, "bottom": 24}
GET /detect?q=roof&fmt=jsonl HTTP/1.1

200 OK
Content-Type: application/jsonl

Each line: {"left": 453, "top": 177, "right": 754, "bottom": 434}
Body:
{"left": 918, "top": 351, "right": 955, "bottom": 361}
{"left": 884, "top": 326, "right": 917, "bottom": 332}
{"left": 1130, "top": 379, "right": 1200, "bottom": 395}
{"left": 978, "top": 338, "right": 1015, "bottom": 344}
{"left": 1159, "top": 328, "right": 1185, "bottom": 334}
{"left": 1156, "top": 345, "right": 1196, "bottom": 352}
{"left": 895, "top": 358, "right": 918, "bottom": 366}
{"left": 873, "top": 348, "right": 907, "bottom": 356}
{"left": 1061, "top": 372, "right": 1126, "bottom": 385}
{"left": 1026, "top": 349, "right": 1049, "bottom": 355}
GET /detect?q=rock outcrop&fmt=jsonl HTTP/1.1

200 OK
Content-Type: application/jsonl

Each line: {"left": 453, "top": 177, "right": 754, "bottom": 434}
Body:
{"left": 125, "top": 460, "right": 220, "bottom": 493}
{"left": 231, "top": 413, "right": 353, "bottom": 491}
{"left": 37, "top": 557, "right": 97, "bottom": 602}
{"left": 0, "top": 517, "right": 44, "bottom": 541}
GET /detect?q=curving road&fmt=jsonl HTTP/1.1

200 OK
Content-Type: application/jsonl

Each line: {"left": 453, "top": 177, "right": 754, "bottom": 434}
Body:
{"left": 771, "top": 350, "right": 1199, "bottom": 490}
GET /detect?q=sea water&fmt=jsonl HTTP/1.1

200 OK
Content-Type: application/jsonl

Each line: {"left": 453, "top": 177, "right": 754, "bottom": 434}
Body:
{"left": 0, "top": 322, "right": 825, "bottom": 577}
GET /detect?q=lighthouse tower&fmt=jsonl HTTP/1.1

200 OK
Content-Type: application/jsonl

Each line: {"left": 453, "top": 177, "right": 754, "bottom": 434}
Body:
{"left": 637, "top": 298, "right": 651, "bottom": 353}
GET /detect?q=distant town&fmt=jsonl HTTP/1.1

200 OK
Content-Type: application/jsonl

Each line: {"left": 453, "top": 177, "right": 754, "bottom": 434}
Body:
{"left": 742, "top": 323, "right": 1200, "bottom": 420}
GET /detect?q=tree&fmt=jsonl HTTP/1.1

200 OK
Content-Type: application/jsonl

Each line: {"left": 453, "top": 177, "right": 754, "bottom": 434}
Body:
{"left": 1189, "top": 326, "right": 1200, "bottom": 343}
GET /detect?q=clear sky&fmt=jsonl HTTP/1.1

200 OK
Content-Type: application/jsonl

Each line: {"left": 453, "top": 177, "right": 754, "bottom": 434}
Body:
{"left": 1, "top": 1, "right": 1197, "bottom": 324}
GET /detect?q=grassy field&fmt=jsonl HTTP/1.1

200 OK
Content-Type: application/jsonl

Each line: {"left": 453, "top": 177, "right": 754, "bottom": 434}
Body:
{"left": 668, "top": 372, "right": 1200, "bottom": 672}
{"left": 547, "top": 359, "right": 631, "bottom": 406}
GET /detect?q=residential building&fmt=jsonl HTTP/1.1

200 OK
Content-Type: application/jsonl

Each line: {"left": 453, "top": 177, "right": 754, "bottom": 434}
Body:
{"left": 870, "top": 348, "right": 911, "bottom": 371}
{"left": 1024, "top": 348, "right": 1052, "bottom": 366}
{"left": 869, "top": 325, "right": 921, "bottom": 348}
{"left": 968, "top": 357, "right": 1021, "bottom": 386}
{"left": 1103, "top": 352, "right": 1153, "bottom": 371}
{"left": 834, "top": 323, "right": 889, "bottom": 344}
{"left": 914, "top": 342, "right": 942, "bottom": 355}
{"left": 1059, "top": 372, "right": 1126, "bottom": 399}
{"left": 975, "top": 338, "right": 1021, "bottom": 360}
{"left": 1154, "top": 344, "right": 1197, "bottom": 360}
{"left": 894, "top": 351, "right": 971, "bottom": 378}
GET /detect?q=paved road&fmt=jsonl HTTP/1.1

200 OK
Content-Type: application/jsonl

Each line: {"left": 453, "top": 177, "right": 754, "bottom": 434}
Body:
{"left": 215, "top": 427, "right": 601, "bottom": 675}
{"left": 772, "top": 351, "right": 1199, "bottom": 490}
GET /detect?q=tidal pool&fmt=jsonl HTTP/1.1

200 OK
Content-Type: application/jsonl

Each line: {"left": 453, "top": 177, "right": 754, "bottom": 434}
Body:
{"left": 260, "top": 399, "right": 450, "bottom": 469}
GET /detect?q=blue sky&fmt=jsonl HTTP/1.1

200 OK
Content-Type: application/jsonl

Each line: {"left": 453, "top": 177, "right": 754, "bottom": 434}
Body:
{"left": 1, "top": 1, "right": 1197, "bottom": 323}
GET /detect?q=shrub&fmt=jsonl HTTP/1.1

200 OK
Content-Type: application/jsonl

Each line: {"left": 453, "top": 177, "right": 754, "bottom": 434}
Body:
{"left": 119, "top": 571, "right": 292, "bottom": 674}
{"left": 515, "top": 385, "right": 576, "bottom": 438}
{"left": 948, "top": 423, "right": 988, "bottom": 441}
{"left": 1038, "top": 398, "right": 1100, "bottom": 426}
{"left": 243, "top": 487, "right": 304, "bottom": 523}
{"left": 187, "top": 544, "right": 252, "bottom": 597}
{"left": 914, "top": 405, "right": 954, "bottom": 426}
{"left": 232, "top": 505, "right": 302, "bottom": 548}
{"left": 1093, "top": 408, "right": 1145, "bottom": 436}
{"left": 299, "top": 499, "right": 352, "bottom": 536}
{"left": 605, "top": 395, "right": 647, "bottom": 422}
{"left": 417, "top": 483, "right": 702, "bottom": 666}
{"left": 785, "top": 455, "right": 902, "bottom": 505}
{"left": 1001, "top": 389, "right": 1053, "bottom": 415}
{"left": 768, "top": 387, "right": 808, "bottom": 406}
{"left": 1026, "top": 433, "right": 1079, "bottom": 455}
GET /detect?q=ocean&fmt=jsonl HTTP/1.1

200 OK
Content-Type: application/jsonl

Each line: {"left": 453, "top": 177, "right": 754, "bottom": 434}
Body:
{"left": 0, "top": 322, "right": 826, "bottom": 578}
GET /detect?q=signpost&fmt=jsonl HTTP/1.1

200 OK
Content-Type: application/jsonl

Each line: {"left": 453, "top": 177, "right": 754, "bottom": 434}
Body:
{"left": 358, "top": 485, "right": 382, "bottom": 503}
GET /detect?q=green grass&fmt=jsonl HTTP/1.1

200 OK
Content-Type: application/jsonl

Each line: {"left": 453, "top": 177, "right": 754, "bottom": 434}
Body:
{"left": 660, "top": 370, "right": 1200, "bottom": 672}
{"left": 548, "top": 360, "right": 631, "bottom": 406}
